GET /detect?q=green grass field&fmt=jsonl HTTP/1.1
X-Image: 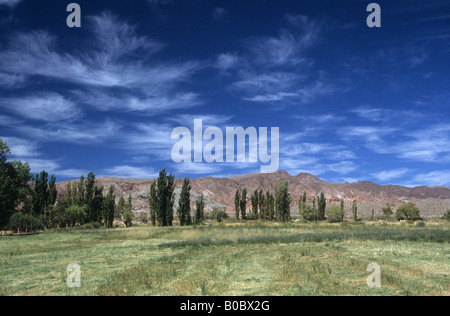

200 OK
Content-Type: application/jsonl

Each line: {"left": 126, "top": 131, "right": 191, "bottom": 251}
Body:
{"left": 0, "top": 221, "right": 449, "bottom": 296}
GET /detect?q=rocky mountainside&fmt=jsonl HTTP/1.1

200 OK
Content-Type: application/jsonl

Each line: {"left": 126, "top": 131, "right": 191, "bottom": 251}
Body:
{"left": 56, "top": 171, "right": 450, "bottom": 218}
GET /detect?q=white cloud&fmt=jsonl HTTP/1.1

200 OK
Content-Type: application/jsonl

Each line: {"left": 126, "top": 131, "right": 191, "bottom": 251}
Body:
{"left": 0, "top": 137, "right": 40, "bottom": 158}
{"left": 15, "top": 120, "right": 119, "bottom": 144}
{"left": 412, "top": 170, "right": 450, "bottom": 187}
{"left": 216, "top": 53, "right": 239, "bottom": 71}
{"left": 0, "top": 13, "right": 202, "bottom": 116}
{"left": 0, "top": 72, "right": 25, "bottom": 88}
{"left": 75, "top": 89, "right": 201, "bottom": 114}
{"left": 372, "top": 168, "right": 410, "bottom": 182}
{"left": 102, "top": 165, "right": 158, "bottom": 179}
{"left": 0, "top": 93, "right": 81, "bottom": 122}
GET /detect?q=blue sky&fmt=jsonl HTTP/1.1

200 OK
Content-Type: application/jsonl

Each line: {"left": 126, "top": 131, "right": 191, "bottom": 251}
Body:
{"left": 0, "top": 0, "right": 450, "bottom": 186}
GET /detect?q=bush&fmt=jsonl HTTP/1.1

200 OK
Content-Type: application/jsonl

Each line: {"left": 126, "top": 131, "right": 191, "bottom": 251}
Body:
{"left": 416, "top": 221, "right": 426, "bottom": 228}
{"left": 81, "top": 222, "right": 102, "bottom": 229}
{"left": 209, "top": 209, "right": 228, "bottom": 222}
{"left": 123, "top": 210, "right": 134, "bottom": 227}
{"left": 66, "top": 205, "right": 87, "bottom": 227}
{"left": 8, "top": 212, "right": 44, "bottom": 233}
{"left": 139, "top": 212, "right": 149, "bottom": 224}
{"left": 395, "top": 203, "right": 421, "bottom": 222}
{"left": 444, "top": 210, "right": 450, "bottom": 222}
{"left": 326, "top": 206, "right": 345, "bottom": 223}
{"left": 382, "top": 203, "right": 394, "bottom": 220}
{"left": 246, "top": 213, "right": 259, "bottom": 221}
{"left": 299, "top": 205, "right": 318, "bottom": 222}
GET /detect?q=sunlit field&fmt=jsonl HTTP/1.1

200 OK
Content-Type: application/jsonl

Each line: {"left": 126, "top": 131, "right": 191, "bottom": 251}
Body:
{"left": 0, "top": 221, "right": 449, "bottom": 296}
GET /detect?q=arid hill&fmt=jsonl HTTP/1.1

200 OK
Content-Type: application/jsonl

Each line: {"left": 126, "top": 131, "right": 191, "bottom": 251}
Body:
{"left": 56, "top": 171, "right": 450, "bottom": 218}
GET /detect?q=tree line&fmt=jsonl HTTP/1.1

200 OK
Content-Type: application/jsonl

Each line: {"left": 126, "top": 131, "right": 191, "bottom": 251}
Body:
{"left": 234, "top": 181, "right": 291, "bottom": 222}
{"left": 0, "top": 138, "right": 438, "bottom": 232}
{"left": 149, "top": 168, "right": 205, "bottom": 227}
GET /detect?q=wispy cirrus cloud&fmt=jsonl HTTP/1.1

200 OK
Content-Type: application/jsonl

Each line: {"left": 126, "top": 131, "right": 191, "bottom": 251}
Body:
{"left": 0, "top": 13, "right": 202, "bottom": 114}
{"left": 218, "top": 14, "right": 336, "bottom": 105}
{"left": 101, "top": 165, "right": 158, "bottom": 179}
{"left": 0, "top": 93, "right": 81, "bottom": 122}
{"left": 372, "top": 168, "right": 410, "bottom": 182}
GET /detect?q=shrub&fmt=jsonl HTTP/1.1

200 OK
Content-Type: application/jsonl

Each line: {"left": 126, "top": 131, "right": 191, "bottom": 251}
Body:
{"left": 65, "top": 205, "right": 87, "bottom": 227}
{"left": 299, "top": 205, "right": 318, "bottom": 222}
{"left": 246, "top": 213, "right": 259, "bottom": 221}
{"left": 81, "top": 222, "right": 101, "bottom": 230}
{"left": 123, "top": 210, "right": 134, "bottom": 228}
{"left": 416, "top": 221, "right": 426, "bottom": 228}
{"left": 8, "top": 212, "right": 44, "bottom": 233}
{"left": 139, "top": 212, "right": 149, "bottom": 224}
{"left": 209, "top": 209, "right": 228, "bottom": 222}
{"left": 382, "top": 203, "right": 394, "bottom": 220}
{"left": 395, "top": 203, "right": 421, "bottom": 222}
{"left": 444, "top": 210, "right": 450, "bottom": 222}
{"left": 326, "top": 206, "right": 345, "bottom": 223}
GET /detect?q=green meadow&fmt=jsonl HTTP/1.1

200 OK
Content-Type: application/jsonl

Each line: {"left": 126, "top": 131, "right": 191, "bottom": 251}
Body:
{"left": 0, "top": 221, "right": 449, "bottom": 296}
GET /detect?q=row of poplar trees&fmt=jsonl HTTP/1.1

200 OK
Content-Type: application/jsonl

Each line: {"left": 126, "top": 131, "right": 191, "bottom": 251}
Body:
{"left": 234, "top": 181, "right": 292, "bottom": 222}
{"left": 56, "top": 172, "right": 132, "bottom": 228}
{"left": 298, "top": 190, "right": 358, "bottom": 222}
{"left": 149, "top": 168, "right": 205, "bottom": 227}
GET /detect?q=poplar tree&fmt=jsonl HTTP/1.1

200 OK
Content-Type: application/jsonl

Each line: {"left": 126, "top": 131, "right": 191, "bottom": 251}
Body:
{"left": 155, "top": 168, "right": 175, "bottom": 227}
{"left": 77, "top": 175, "right": 85, "bottom": 206}
{"left": 104, "top": 185, "right": 116, "bottom": 228}
{"left": 32, "top": 171, "right": 50, "bottom": 216}
{"left": 258, "top": 189, "right": 265, "bottom": 219}
{"left": 48, "top": 175, "right": 57, "bottom": 206}
{"left": 266, "top": 191, "right": 275, "bottom": 221}
{"left": 116, "top": 196, "right": 125, "bottom": 220}
{"left": 234, "top": 189, "right": 240, "bottom": 220}
{"left": 352, "top": 201, "right": 358, "bottom": 222}
{"left": 177, "top": 177, "right": 191, "bottom": 226}
{"left": 149, "top": 181, "right": 157, "bottom": 226}
{"left": 251, "top": 190, "right": 259, "bottom": 216}
{"left": 194, "top": 194, "right": 205, "bottom": 225}
{"left": 65, "top": 182, "right": 72, "bottom": 205}
{"left": 91, "top": 185, "right": 104, "bottom": 223}
{"left": 240, "top": 189, "right": 247, "bottom": 220}
{"left": 318, "top": 191, "right": 326, "bottom": 221}
{"left": 341, "top": 199, "right": 345, "bottom": 211}
{"left": 275, "top": 181, "right": 291, "bottom": 222}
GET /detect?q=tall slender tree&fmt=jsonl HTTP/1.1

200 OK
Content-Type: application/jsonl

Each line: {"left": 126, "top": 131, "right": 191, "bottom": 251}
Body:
{"left": 352, "top": 201, "right": 358, "bottom": 222}
{"left": 116, "top": 196, "right": 126, "bottom": 220}
{"left": 258, "top": 190, "right": 265, "bottom": 219}
{"left": 318, "top": 191, "right": 326, "bottom": 221}
{"left": 251, "top": 190, "right": 259, "bottom": 216}
{"left": 32, "top": 171, "right": 50, "bottom": 216}
{"left": 275, "top": 181, "right": 291, "bottom": 222}
{"left": 149, "top": 181, "right": 157, "bottom": 226}
{"left": 104, "top": 185, "right": 116, "bottom": 228}
{"left": 177, "top": 177, "right": 191, "bottom": 226}
{"left": 234, "top": 189, "right": 240, "bottom": 220}
{"left": 240, "top": 189, "right": 247, "bottom": 220}
{"left": 155, "top": 168, "right": 176, "bottom": 227}
{"left": 77, "top": 175, "right": 85, "bottom": 207}
{"left": 266, "top": 191, "right": 275, "bottom": 221}
{"left": 194, "top": 194, "right": 205, "bottom": 225}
